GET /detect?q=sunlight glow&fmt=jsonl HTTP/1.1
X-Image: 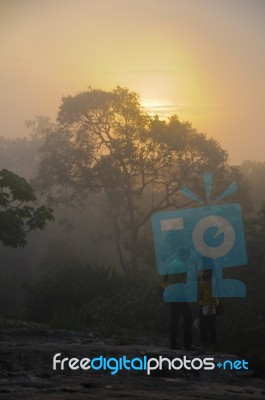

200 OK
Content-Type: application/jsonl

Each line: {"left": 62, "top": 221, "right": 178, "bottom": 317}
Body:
{"left": 141, "top": 99, "right": 180, "bottom": 119}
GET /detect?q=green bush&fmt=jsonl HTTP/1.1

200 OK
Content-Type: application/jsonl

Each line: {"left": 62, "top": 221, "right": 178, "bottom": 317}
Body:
{"left": 48, "top": 306, "right": 86, "bottom": 331}
{"left": 25, "top": 262, "right": 169, "bottom": 335}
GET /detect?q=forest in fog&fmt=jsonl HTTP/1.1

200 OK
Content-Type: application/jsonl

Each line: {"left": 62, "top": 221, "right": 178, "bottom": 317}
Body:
{"left": 0, "top": 86, "right": 265, "bottom": 343}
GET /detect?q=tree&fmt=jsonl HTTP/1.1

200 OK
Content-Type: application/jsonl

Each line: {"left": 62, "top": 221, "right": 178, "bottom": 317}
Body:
{"left": 37, "top": 86, "right": 229, "bottom": 276}
{"left": 0, "top": 169, "right": 54, "bottom": 247}
{"left": 0, "top": 116, "right": 54, "bottom": 180}
{"left": 240, "top": 160, "right": 265, "bottom": 213}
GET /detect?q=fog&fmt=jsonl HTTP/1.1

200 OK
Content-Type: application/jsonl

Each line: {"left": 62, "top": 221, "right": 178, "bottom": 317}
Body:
{"left": 1, "top": 0, "right": 265, "bottom": 163}
{"left": 0, "top": 2, "right": 265, "bottom": 389}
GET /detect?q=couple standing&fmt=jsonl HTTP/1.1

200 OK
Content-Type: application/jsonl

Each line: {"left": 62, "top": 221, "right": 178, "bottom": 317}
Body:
{"left": 163, "top": 248, "right": 220, "bottom": 351}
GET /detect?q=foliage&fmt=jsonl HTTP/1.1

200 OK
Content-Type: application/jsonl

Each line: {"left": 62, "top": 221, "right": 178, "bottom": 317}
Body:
{"left": 0, "top": 87, "right": 260, "bottom": 344}
{"left": 25, "top": 258, "right": 168, "bottom": 335}
{"left": 243, "top": 205, "right": 265, "bottom": 320}
{"left": 0, "top": 116, "right": 53, "bottom": 179}
{"left": 24, "top": 201, "right": 265, "bottom": 339}
{"left": 37, "top": 86, "right": 229, "bottom": 275}
{"left": 0, "top": 169, "right": 54, "bottom": 247}
{"left": 240, "top": 160, "right": 265, "bottom": 213}
{"left": 49, "top": 306, "right": 86, "bottom": 331}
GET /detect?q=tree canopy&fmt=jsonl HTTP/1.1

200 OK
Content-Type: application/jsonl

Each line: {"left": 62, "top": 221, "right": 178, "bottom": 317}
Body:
{"left": 0, "top": 169, "right": 54, "bottom": 247}
{"left": 37, "top": 86, "right": 230, "bottom": 275}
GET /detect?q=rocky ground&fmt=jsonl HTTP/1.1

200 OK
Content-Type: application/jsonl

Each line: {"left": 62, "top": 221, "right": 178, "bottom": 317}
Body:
{"left": 0, "top": 323, "right": 265, "bottom": 399}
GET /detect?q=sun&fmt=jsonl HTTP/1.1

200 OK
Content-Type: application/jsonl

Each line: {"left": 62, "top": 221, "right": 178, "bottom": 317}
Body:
{"left": 141, "top": 98, "right": 179, "bottom": 120}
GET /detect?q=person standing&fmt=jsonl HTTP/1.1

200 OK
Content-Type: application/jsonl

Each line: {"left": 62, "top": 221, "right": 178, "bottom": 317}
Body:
{"left": 163, "top": 248, "right": 193, "bottom": 350}
{"left": 198, "top": 258, "right": 220, "bottom": 351}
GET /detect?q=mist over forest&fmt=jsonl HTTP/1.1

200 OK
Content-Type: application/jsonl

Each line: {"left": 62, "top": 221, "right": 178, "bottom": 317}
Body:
{"left": 1, "top": 2, "right": 265, "bottom": 398}
{"left": 0, "top": 86, "right": 265, "bottom": 347}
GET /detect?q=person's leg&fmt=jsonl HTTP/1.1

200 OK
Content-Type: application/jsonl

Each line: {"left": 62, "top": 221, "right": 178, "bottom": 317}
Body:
{"left": 170, "top": 302, "right": 180, "bottom": 349}
{"left": 199, "top": 307, "right": 208, "bottom": 347}
{"left": 181, "top": 302, "right": 192, "bottom": 350}
{"left": 208, "top": 315, "right": 217, "bottom": 346}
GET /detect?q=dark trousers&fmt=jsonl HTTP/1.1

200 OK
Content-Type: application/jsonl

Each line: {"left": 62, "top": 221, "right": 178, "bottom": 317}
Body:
{"left": 170, "top": 302, "right": 192, "bottom": 350}
{"left": 199, "top": 308, "right": 217, "bottom": 345}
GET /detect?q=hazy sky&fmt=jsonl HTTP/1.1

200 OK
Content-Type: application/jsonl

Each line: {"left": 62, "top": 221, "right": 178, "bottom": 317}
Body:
{"left": 1, "top": 0, "right": 265, "bottom": 163}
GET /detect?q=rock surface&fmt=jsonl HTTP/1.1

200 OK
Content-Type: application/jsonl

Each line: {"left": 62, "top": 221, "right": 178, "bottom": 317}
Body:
{"left": 0, "top": 325, "right": 265, "bottom": 399}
